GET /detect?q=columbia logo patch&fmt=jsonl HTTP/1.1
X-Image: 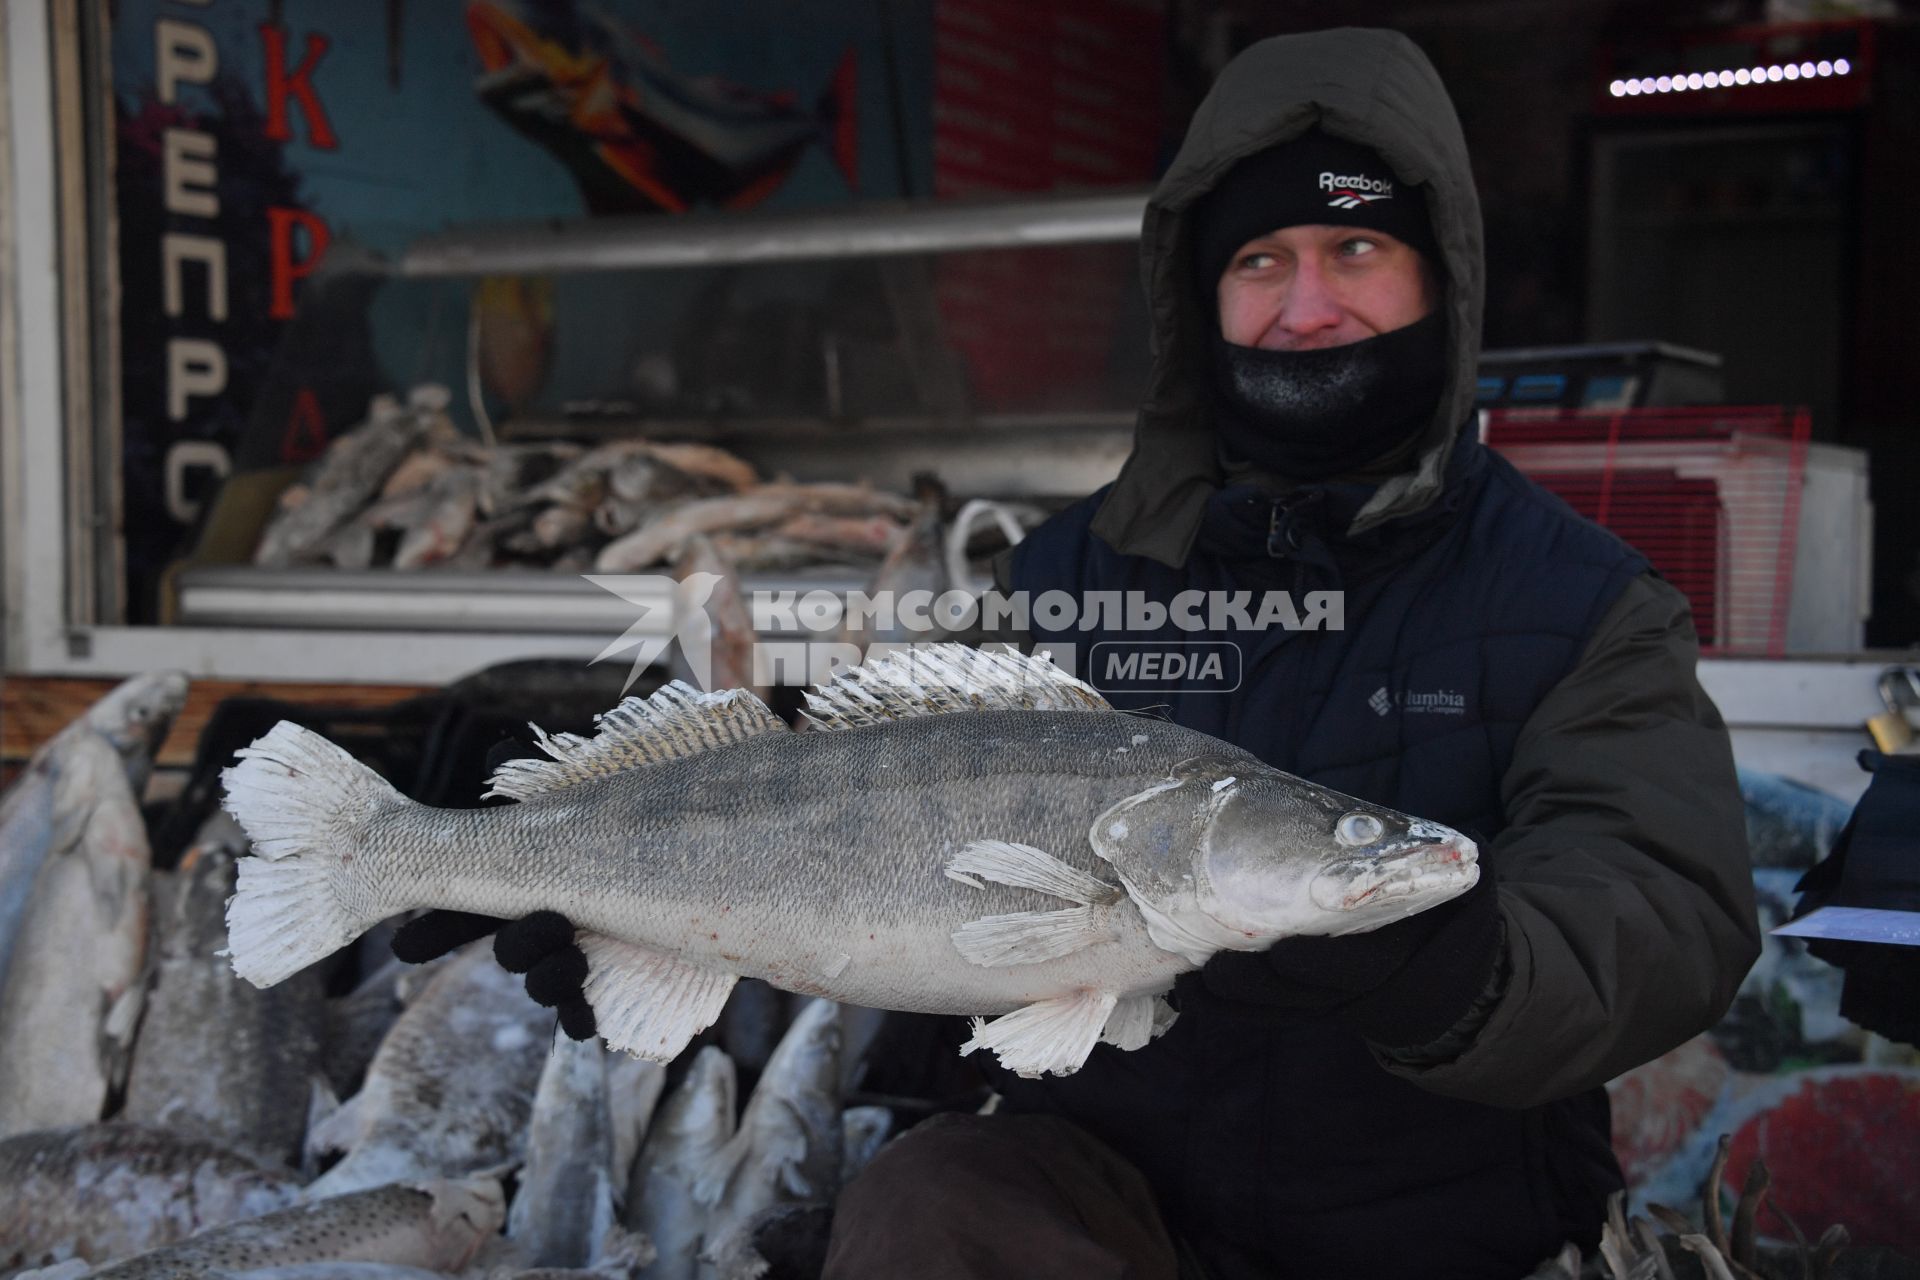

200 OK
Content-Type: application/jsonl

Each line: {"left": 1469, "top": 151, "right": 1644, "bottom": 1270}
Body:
{"left": 1368, "top": 687, "right": 1393, "bottom": 717}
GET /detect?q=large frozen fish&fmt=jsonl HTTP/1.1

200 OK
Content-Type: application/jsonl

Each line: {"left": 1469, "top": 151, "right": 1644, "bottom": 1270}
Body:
{"left": 0, "top": 1123, "right": 302, "bottom": 1270}
{"left": 78, "top": 1175, "right": 505, "bottom": 1279}
{"left": 0, "top": 678, "right": 192, "bottom": 1135}
{"left": 0, "top": 672, "right": 187, "bottom": 990}
{"left": 122, "top": 818, "right": 325, "bottom": 1166}
{"left": 507, "top": 1038, "right": 619, "bottom": 1268}
{"left": 305, "top": 946, "right": 547, "bottom": 1198}
{"left": 693, "top": 998, "right": 843, "bottom": 1278}
{"left": 624, "top": 1047, "right": 736, "bottom": 1280}
{"left": 221, "top": 646, "right": 1479, "bottom": 1079}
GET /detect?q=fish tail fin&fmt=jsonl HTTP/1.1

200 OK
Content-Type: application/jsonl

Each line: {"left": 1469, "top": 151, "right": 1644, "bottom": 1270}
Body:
{"left": 817, "top": 46, "right": 859, "bottom": 192}
{"left": 220, "top": 721, "right": 407, "bottom": 987}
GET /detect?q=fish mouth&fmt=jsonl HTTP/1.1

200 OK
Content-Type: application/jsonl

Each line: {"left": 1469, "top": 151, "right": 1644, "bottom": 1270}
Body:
{"left": 1310, "top": 838, "right": 1478, "bottom": 915}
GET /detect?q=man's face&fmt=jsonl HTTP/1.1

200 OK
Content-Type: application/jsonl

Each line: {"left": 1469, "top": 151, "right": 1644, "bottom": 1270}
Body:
{"left": 1215, "top": 225, "right": 1436, "bottom": 351}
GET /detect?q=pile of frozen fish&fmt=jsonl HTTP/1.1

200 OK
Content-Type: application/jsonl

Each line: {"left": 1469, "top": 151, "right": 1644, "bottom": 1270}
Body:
{"left": 0, "top": 676, "right": 891, "bottom": 1279}
{"left": 250, "top": 388, "right": 927, "bottom": 576}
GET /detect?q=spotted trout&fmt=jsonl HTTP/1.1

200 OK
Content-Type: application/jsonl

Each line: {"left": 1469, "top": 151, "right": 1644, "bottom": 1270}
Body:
{"left": 222, "top": 646, "right": 1478, "bottom": 1078}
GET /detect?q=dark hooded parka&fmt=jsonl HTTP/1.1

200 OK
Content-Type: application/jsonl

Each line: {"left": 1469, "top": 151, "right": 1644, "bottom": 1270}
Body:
{"left": 992, "top": 29, "right": 1761, "bottom": 1279}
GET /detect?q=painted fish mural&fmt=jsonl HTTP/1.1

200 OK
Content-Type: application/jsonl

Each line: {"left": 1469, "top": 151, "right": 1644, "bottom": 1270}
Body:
{"left": 466, "top": 0, "right": 859, "bottom": 214}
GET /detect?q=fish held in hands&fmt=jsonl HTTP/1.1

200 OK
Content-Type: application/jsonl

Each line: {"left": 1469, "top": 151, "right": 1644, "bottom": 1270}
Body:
{"left": 220, "top": 646, "right": 1478, "bottom": 1079}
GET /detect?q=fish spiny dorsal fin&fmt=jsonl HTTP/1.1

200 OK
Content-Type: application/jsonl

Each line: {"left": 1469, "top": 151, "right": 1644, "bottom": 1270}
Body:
{"left": 801, "top": 644, "right": 1109, "bottom": 731}
{"left": 484, "top": 684, "right": 785, "bottom": 801}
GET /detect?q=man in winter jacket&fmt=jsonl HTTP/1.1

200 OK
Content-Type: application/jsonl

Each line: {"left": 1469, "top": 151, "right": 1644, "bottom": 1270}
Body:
{"left": 818, "top": 27, "right": 1761, "bottom": 1280}
{"left": 393, "top": 27, "right": 1760, "bottom": 1280}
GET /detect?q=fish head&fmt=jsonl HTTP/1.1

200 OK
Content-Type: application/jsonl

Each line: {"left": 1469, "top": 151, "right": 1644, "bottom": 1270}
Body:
{"left": 84, "top": 671, "right": 189, "bottom": 761}
{"left": 1090, "top": 757, "right": 1478, "bottom": 964}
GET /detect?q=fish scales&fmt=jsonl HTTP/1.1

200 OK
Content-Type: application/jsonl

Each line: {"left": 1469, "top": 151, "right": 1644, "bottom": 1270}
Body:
{"left": 343, "top": 711, "right": 1215, "bottom": 1014}
{"left": 0, "top": 1123, "right": 301, "bottom": 1270}
{"left": 78, "top": 1177, "right": 504, "bottom": 1279}
{"left": 122, "top": 840, "right": 325, "bottom": 1166}
{"left": 303, "top": 947, "right": 548, "bottom": 1198}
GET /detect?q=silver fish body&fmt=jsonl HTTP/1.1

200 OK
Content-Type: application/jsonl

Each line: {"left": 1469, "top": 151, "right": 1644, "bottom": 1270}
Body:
{"left": 625, "top": 1046, "right": 736, "bottom": 1280}
{"left": 693, "top": 999, "right": 843, "bottom": 1278}
{"left": 82, "top": 1176, "right": 505, "bottom": 1280}
{"left": 122, "top": 824, "right": 326, "bottom": 1167}
{"left": 0, "top": 1123, "right": 301, "bottom": 1271}
{"left": 604, "top": 1052, "right": 667, "bottom": 1207}
{"left": 508, "top": 1038, "right": 618, "bottom": 1268}
{"left": 305, "top": 947, "right": 547, "bottom": 1198}
{"left": 222, "top": 648, "right": 1479, "bottom": 1079}
{"left": 0, "top": 673, "right": 187, "bottom": 991}
{"left": 0, "top": 734, "right": 155, "bottom": 1137}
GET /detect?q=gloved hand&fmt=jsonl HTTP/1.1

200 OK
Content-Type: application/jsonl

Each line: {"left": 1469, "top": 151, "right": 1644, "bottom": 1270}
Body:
{"left": 387, "top": 735, "right": 597, "bottom": 1040}
{"left": 1195, "top": 869, "right": 1502, "bottom": 1050}
{"left": 391, "top": 909, "right": 599, "bottom": 1040}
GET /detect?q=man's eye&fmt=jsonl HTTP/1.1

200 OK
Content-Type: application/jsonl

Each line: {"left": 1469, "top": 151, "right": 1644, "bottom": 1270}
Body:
{"left": 1340, "top": 238, "right": 1379, "bottom": 257}
{"left": 1238, "top": 252, "right": 1276, "bottom": 270}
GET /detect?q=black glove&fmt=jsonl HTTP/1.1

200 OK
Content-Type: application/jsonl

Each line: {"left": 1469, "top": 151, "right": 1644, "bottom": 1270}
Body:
{"left": 1196, "top": 870, "right": 1502, "bottom": 1050}
{"left": 390, "top": 909, "right": 599, "bottom": 1040}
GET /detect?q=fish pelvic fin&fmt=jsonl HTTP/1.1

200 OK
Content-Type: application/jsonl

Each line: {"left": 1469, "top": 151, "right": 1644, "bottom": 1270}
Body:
{"left": 578, "top": 932, "right": 737, "bottom": 1064}
{"left": 486, "top": 685, "right": 785, "bottom": 801}
{"left": 801, "top": 644, "right": 1109, "bottom": 731}
{"left": 961, "top": 989, "right": 1119, "bottom": 1079}
{"left": 220, "top": 721, "right": 405, "bottom": 987}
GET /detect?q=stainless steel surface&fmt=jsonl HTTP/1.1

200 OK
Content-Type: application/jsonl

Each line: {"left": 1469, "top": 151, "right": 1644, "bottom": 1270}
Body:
{"left": 397, "top": 190, "right": 1149, "bottom": 278}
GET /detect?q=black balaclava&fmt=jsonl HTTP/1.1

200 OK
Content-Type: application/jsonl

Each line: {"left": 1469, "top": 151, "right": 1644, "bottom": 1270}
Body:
{"left": 1192, "top": 129, "right": 1448, "bottom": 483}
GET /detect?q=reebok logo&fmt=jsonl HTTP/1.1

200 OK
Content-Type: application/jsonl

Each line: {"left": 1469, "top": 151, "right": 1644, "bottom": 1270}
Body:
{"left": 1320, "top": 170, "right": 1394, "bottom": 209}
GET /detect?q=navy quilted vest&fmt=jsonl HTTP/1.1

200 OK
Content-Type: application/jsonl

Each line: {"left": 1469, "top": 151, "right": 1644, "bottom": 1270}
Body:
{"left": 995, "top": 438, "right": 1648, "bottom": 1280}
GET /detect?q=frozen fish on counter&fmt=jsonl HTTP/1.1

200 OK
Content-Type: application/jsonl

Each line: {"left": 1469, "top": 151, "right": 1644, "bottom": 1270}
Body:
{"left": 0, "top": 1123, "right": 302, "bottom": 1271}
{"left": 0, "top": 673, "right": 186, "bottom": 992}
{"left": 255, "top": 397, "right": 440, "bottom": 569}
{"left": 304, "top": 946, "right": 547, "bottom": 1199}
{"left": 693, "top": 999, "right": 844, "bottom": 1278}
{"left": 0, "top": 673, "right": 191, "bottom": 1138}
{"left": 592, "top": 482, "right": 918, "bottom": 572}
{"left": 220, "top": 645, "right": 1480, "bottom": 1080}
{"left": 74, "top": 1175, "right": 505, "bottom": 1280}
{"left": 122, "top": 815, "right": 325, "bottom": 1168}
{"left": 624, "top": 1047, "right": 737, "bottom": 1280}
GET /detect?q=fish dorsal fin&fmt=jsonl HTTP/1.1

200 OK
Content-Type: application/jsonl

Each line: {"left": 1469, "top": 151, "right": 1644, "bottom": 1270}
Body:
{"left": 485, "top": 684, "right": 786, "bottom": 801}
{"left": 801, "top": 644, "right": 1109, "bottom": 731}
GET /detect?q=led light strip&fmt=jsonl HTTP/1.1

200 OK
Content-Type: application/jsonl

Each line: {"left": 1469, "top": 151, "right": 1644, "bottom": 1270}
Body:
{"left": 1609, "top": 58, "right": 1851, "bottom": 97}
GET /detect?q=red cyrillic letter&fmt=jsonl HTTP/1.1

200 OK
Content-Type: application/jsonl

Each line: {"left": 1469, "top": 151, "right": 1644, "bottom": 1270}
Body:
{"left": 260, "top": 25, "right": 337, "bottom": 149}
{"left": 267, "top": 206, "right": 331, "bottom": 320}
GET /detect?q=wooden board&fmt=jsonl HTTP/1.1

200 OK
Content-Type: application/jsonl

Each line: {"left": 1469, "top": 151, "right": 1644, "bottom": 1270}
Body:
{"left": 1, "top": 677, "right": 435, "bottom": 769}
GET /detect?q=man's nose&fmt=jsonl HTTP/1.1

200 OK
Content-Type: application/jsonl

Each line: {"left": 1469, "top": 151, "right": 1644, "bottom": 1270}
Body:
{"left": 1277, "top": 262, "right": 1344, "bottom": 336}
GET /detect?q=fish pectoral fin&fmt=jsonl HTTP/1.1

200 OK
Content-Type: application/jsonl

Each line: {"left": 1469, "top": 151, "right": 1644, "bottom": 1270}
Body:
{"left": 946, "top": 840, "right": 1121, "bottom": 906}
{"left": 1099, "top": 993, "right": 1177, "bottom": 1051}
{"left": 961, "top": 990, "right": 1119, "bottom": 1078}
{"left": 485, "top": 684, "right": 786, "bottom": 802}
{"left": 951, "top": 906, "right": 1119, "bottom": 968}
{"left": 577, "top": 932, "right": 738, "bottom": 1064}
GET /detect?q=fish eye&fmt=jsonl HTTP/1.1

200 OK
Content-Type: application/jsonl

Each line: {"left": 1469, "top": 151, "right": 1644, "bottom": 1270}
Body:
{"left": 1335, "top": 812, "right": 1385, "bottom": 848}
